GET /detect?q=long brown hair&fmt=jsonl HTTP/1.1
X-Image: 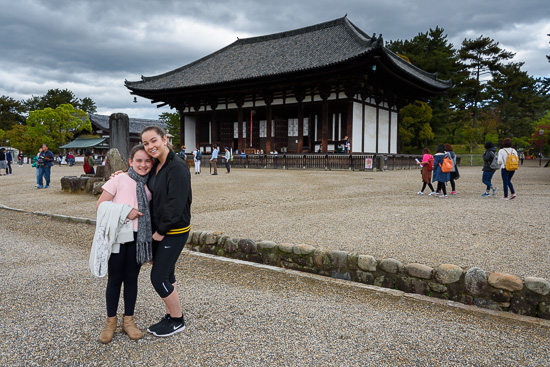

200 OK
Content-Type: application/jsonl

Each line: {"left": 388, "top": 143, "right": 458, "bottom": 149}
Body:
{"left": 141, "top": 125, "right": 173, "bottom": 151}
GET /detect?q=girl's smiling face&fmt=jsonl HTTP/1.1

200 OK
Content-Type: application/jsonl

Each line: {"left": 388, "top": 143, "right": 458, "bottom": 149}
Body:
{"left": 129, "top": 149, "right": 153, "bottom": 176}
{"left": 141, "top": 130, "right": 168, "bottom": 160}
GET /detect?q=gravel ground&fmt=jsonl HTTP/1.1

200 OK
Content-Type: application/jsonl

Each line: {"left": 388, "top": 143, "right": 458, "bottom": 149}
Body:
{"left": 1, "top": 161, "right": 548, "bottom": 279}
{"left": 1, "top": 210, "right": 549, "bottom": 366}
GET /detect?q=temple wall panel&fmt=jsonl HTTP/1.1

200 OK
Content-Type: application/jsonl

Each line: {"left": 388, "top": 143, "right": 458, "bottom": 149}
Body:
{"left": 184, "top": 115, "right": 196, "bottom": 151}
{"left": 364, "top": 105, "right": 377, "bottom": 153}
{"left": 390, "top": 111, "right": 398, "bottom": 154}
{"left": 352, "top": 102, "right": 363, "bottom": 153}
{"left": 378, "top": 109, "right": 390, "bottom": 154}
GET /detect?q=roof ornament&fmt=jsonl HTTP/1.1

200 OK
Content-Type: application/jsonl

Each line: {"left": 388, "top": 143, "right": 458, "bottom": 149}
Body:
{"left": 141, "top": 75, "right": 145, "bottom": 81}
{"left": 370, "top": 33, "right": 384, "bottom": 48}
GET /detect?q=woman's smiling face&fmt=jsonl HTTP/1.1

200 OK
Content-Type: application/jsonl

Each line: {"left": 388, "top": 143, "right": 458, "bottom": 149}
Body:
{"left": 141, "top": 130, "right": 167, "bottom": 159}
{"left": 129, "top": 149, "right": 153, "bottom": 176}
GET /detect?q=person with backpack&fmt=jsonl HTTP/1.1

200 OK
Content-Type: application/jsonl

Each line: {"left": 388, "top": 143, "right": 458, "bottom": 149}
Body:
{"left": 432, "top": 144, "right": 451, "bottom": 198}
{"left": 193, "top": 147, "right": 202, "bottom": 174}
{"left": 497, "top": 138, "right": 518, "bottom": 200}
{"left": 481, "top": 141, "right": 498, "bottom": 197}
{"left": 84, "top": 150, "right": 95, "bottom": 175}
{"left": 444, "top": 144, "right": 459, "bottom": 195}
{"left": 416, "top": 147, "right": 436, "bottom": 195}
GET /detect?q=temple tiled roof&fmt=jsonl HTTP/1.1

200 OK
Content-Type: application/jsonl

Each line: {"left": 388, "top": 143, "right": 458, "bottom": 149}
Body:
{"left": 89, "top": 114, "right": 166, "bottom": 135}
{"left": 125, "top": 17, "right": 451, "bottom": 92}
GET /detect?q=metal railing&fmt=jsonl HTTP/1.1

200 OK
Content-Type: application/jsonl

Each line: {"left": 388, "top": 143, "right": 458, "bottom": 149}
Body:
{"left": 200, "top": 154, "right": 434, "bottom": 171}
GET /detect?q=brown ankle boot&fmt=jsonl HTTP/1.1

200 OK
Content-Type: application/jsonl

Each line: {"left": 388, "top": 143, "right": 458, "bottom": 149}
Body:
{"left": 98, "top": 316, "right": 117, "bottom": 344}
{"left": 122, "top": 314, "right": 143, "bottom": 340}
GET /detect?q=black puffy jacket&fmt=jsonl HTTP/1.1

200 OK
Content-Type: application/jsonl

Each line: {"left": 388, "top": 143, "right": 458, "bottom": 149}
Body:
{"left": 148, "top": 150, "right": 192, "bottom": 236}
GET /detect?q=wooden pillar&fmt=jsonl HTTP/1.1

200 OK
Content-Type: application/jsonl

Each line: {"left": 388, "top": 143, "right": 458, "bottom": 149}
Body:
{"left": 237, "top": 103, "right": 244, "bottom": 153}
{"left": 388, "top": 104, "right": 392, "bottom": 154}
{"left": 319, "top": 85, "right": 330, "bottom": 153}
{"left": 263, "top": 91, "right": 273, "bottom": 154}
{"left": 321, "top": 101, "right": 329, "bottom": 153}
{"left": 178, "top": 109, "right": 185, "bottom": 149}
{"left": 209, "top": 99, "right": 218, "bottom": 149}
{"left": 194, "top": 102, "right": 201, "bottom": 150}
{"left": 295, "top": 88, "right": 305, "bottom": 153}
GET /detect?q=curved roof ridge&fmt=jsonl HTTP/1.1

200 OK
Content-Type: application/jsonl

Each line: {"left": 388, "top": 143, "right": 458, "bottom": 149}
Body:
{"left": 383, "top": 48, "right": 453, "bottom": 86}
{"left": 236, "top": 16, "right": 353, "bottom": 45}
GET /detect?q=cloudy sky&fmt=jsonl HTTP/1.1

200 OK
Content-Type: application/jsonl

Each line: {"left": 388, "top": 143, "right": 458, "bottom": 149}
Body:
{"left": 1, "top": 0, "right": 549, "bottom": 120}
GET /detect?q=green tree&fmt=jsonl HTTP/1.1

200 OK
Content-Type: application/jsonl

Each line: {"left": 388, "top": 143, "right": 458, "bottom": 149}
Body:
{"left": 26, "top": 104, "right": 92, "bottom": 152}
{"left": 387, "top": 27, "right": 465, "bottom": 147}
{"left": 23, "top": 89, "right": 97, "bottom": 114}
{"left": 486, "top": 62, "right": 548, "bottom": 141}
{"left": 80, "top": 97, "right": 97, "bottom": 114}
{"left": 0, "top": 96, "right": 26, "bottom": 143}
{"left": 458, "top": 36, "right": 514, "bottom": 132}
{"left": 159, "top": 112, "right": 181, "bottom": 148}
{"left": 5, "top": 124, "right": 37, "bottom": 154}
{"left": 399, "top": 101, "right": 434, "bottom": 150}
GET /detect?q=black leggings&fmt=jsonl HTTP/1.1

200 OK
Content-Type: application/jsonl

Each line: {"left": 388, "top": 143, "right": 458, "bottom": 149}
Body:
{"left": 449, "top": 177, "right": 456, "bottom": 192}
{"left": 151, "top": 233, "right": 188, "bottom": 298}
{"left": 421, "top": 182, "right": 434, "bottom": 192}
{"left": 106, "top": 238, "right": 142, "bottom": 317}
{"left": 437, "top": 181, "right": 447, "bottom": 196}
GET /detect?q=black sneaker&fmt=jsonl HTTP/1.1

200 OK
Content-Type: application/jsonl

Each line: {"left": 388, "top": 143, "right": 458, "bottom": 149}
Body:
{"left": 147, "top": 314, "right": 171, "bottom": 334}
{"left": 151, "top": 317, "right": 185, "bottom": 337}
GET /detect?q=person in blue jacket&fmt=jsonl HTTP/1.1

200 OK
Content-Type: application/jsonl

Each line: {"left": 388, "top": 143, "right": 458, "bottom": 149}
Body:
{"left": 37, "top": 144, "right": 55, "bottom": 188}
{"left": 432, "top": 144, "right": 451, "bottom": 198}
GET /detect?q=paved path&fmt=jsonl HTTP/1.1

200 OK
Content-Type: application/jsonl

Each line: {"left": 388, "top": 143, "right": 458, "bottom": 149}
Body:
{"left": 1, "top": 210, "right": 550, "bottom": 366}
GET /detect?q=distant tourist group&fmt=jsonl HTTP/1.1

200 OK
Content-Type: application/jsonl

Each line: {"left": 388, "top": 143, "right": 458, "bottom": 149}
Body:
{"left": 417, "top": 138, "right": 518, "bottom": 200}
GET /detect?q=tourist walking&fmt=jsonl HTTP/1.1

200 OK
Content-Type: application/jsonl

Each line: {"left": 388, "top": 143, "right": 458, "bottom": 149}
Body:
{"left": 444, "top": 144, "right": 459, "bottom": 195}
{"left": 224, "top": 147, "right": 231, "bottom": 174}
{"left": 141, "top": 125, "right": 192, "bottom": 338}
{"left": 343, "top": 136, "right": 350, "bottom": 153}
{"left": 210, "top": 146, "right": 218, "bottom": 175}
{"left": 36, "top": 144, "right": 54, "bottom": 188}
{"left": 481, "top": 141, "right": 498, "bottom": 197}
{"left": 93, "top": 144, "right": 153, "bottom": 344}
{"left": 179, "top": 145, "right": 186, "bottom": 159}
{"left": 67, "top": 152, "right": 75, "bottom": 166}
{"left": 33, "top": 147, "right": 42, "bottom": 186}
{"left": 519, "top": 151, "right": 525, "bottom": 165}
{"left": 0, "top": 148, "right": 7, "bottom": 175}
{"left": 5, "top": 149, "right": 13, "bottom": 174}
{"left": 432, "top": 144, "right": 451, "bottom": 198}
{"left": 497, "top": 138, "right": 518, "bottom": 200}
{"left": 416, "top": 147, "right": 435, "bottom": 195}
{"left": 193, "top": 147, "right": 202, "bottom": 174}
{"left": 17, "top": 151, "right": 24, "bottom": 166}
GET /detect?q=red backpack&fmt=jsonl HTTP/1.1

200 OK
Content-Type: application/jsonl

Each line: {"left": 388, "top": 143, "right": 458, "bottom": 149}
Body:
{"left": 83, "top": 157, "right": 92, "bottom": 173}
{"left": 427, "top": 156, "right": 434, "bottom": 171}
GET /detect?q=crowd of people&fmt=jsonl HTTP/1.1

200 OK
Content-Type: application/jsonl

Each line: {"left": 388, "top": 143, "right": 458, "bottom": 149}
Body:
{"left": 416, "top": 138, "right": 519, "bottom": 200}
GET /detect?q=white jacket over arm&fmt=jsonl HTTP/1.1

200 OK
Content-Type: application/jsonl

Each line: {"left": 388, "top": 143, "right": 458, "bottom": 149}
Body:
{"left": 89, "top": 201, "right": 134, "bottom": 277}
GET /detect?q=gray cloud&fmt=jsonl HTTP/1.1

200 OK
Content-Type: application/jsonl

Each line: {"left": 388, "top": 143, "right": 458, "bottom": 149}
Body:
{"left": 1, "top": 0, "right": 548, "bottom": 120}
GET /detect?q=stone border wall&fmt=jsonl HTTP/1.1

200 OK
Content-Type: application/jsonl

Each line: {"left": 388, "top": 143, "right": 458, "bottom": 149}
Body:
{"left": 187, "top": 230, "right": 550, "bottom": 320}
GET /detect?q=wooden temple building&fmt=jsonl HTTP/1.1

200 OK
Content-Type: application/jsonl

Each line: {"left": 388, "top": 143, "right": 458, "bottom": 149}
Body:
{"left": 125, "top": 17, "right": 450, "bottom": 154}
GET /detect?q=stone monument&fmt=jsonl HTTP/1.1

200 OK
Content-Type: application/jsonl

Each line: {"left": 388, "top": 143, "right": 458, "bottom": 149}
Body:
{"left": 109, "top": 113, "right": 130, "bottom": 161}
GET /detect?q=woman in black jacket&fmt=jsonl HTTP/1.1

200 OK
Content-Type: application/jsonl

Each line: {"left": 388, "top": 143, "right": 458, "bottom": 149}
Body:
{"left": 141, "top": 125, "right": 192, "bottom": 338}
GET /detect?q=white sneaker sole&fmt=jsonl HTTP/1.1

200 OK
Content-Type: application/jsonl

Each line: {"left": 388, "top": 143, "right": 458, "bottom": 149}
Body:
{"left": 152, "top": 325, "right": 186, "bottom": 337}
